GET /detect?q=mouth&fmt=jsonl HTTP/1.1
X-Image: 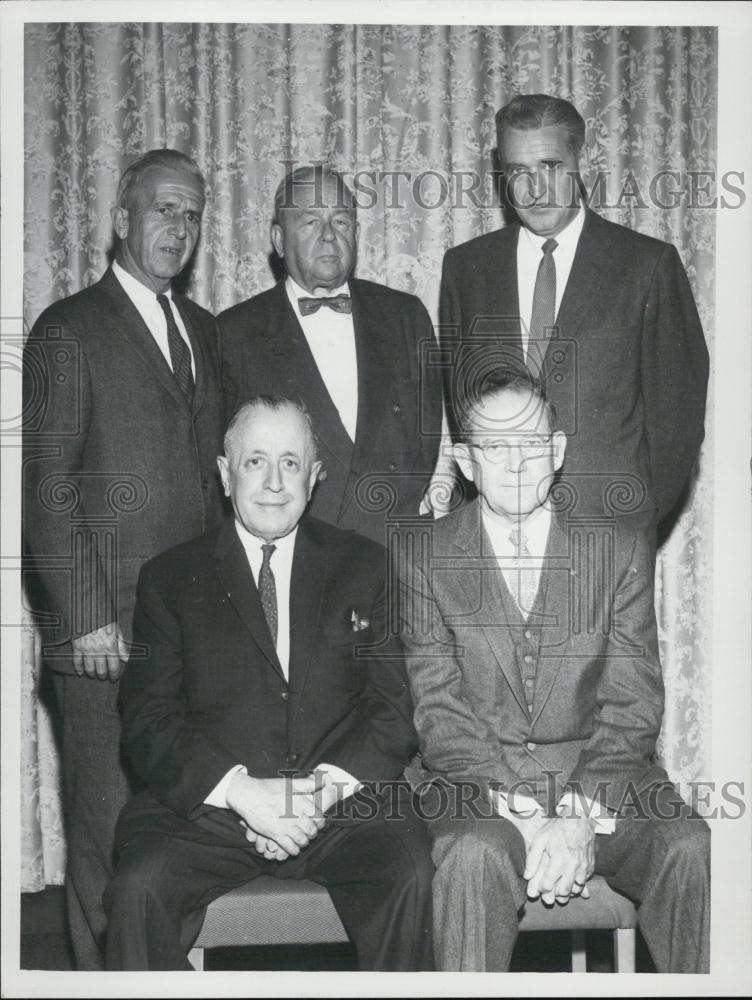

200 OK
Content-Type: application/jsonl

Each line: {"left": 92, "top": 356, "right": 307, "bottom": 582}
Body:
{"left": 159, "top": 246, "right": 184, "bottom": 256}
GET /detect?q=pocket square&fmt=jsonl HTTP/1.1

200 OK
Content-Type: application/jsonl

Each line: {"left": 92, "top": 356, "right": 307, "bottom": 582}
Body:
{"left": 349, "top": 608, "right": 370, "bottom": 632}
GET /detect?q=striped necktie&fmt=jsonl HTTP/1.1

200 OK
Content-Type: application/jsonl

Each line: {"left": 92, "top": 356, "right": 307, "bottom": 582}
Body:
{"left": 156, "top": 293, "right": 194, "bottom": 403}
{"left": 259, "top": 543, "right": 278, "bottom": 646}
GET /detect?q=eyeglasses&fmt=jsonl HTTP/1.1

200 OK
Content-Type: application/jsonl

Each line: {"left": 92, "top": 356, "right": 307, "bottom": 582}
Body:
{"left": 468, "top": 435, "right": 554, "bottom": 462}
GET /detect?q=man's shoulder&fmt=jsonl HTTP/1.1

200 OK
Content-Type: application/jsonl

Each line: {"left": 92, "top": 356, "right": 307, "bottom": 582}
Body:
{"left": 443, "top": 225, "right": 517, "bottom": 269}
{"left": 216, "top": 283, "right": 283, "bottom": 330}
{"left": 303, "top": 515, "right": 386, "bottom": 566}
{"left": 583, "top": 209, "right": 674, "bottom": 259}
{"left": 350, "top": 277, "right": 427, "bottom": 316}
{"left": 173, "top": 290, "right": 216, "bottom": 328}
{"left": 141, "top": 520, "right": 228, "bottom": 581}
{"left": 30, "top": 270, "right": 114, "bottom": 333}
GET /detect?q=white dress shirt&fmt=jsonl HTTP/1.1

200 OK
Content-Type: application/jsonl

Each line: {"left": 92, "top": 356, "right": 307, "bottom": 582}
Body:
{"left": 481, "top": 502, "right": 615, "bottom": 834}
{"left": 205, "top": 520, "right": 360, "bottom": 809}
{"left": 112, "top": 260, "right": 195, "bottom": 377}
{"left": 481, "top": 503, "right": 552, "bottom": 611}
{"left": 516, "top": 203, "right": 586, "bottom": 361}
{"left": 285, "top": 276, "right": 358, "bottom": 441}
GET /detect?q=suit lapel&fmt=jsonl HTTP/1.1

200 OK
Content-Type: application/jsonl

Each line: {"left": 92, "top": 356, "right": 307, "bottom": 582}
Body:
{"left": 551, "top": 210, "right": 611, "bottom": 341}
{"left": 530, "top": 514, "right": 571, "bottom": 723}
{"left": 479, "top": 228, "right": 525, "bottom": 366}
{"left": 266, "top": 284, "right": 354, "bottom": 473}
{"left": 349, "top": 280, "right": 392, "bottom": 472}
{"left": 213, "top": 519, "right": 286, "bottom": 682}
{"left": 100, "top": 269, "right": 191, "bottom": 411}
{"left": 452, "top": 504, "right": 529, "bottom": 715}
{"left": 287, "top": 521, "right": 328, "bottom": 728}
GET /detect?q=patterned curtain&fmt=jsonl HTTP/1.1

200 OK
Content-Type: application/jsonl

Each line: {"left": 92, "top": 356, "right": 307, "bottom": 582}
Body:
{"left": 22, "top": 22, "right": 717, "bottom": 890}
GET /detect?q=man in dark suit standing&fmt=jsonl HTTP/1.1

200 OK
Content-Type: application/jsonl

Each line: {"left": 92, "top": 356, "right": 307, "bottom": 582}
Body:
{"left": 399, "top": 370, "right": 709, "bottom": 972}
{"left": 219, "top": 164, "right": 443, "bottom": 545}
{"left": 22, "top": 149, "right": 225, "bottom": 968}
{"left": 104, "top": 396, "right": 434, "bottom": 970}
{"left": 440, "top": 93, "right": 709, "bottom": 525}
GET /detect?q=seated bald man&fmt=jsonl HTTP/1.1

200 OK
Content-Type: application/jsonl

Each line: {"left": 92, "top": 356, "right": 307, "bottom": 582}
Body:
{"left": 105, "top": 395, "right": 434, "bottom": 971}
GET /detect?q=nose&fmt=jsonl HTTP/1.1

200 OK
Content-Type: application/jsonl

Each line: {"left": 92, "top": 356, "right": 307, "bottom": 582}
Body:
{"left": 319, "top": 217, "right": 336, "bottom": 242}
{"left": 264, "top": 462, "right": 284, "bottom": 492}
{"left": 505, "top": 444, "right": 527, "bottom": 473}
{"left": 169, "top": 212, "right": 188, "bottom": 239}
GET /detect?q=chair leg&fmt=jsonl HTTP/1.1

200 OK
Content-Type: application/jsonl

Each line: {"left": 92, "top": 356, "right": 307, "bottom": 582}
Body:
{"left": 613, "top": 928, "right": 636, "bottom": 973}
{"left": 571, "top": 929, "right": 587, "bottom": 972}
{"left": 188, "top": 946, "right": 205, "bottom": 971}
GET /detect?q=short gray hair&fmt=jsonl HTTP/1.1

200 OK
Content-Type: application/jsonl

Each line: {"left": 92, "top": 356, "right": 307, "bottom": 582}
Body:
{"left": 116, "top": 149, "right": 205, "bottom": 211}
{"left": 223, "top": 395, "right": 319, "bottom": 460}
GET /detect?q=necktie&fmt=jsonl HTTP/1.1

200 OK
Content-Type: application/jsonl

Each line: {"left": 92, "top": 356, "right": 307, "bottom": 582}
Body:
{"left": 509, "top": 528, "right": 538, "bottom": 619}
{"left": 258, "top": 543, "right": 278, "bottom": 646}
{"left": 156, "top": 293, "right": 194, "bottom": 403}
{"left": 527, "top": 237, "right": 558, "bottom": 379}
{"left": 297, "top": 294, "right": 352, "bottom": 316}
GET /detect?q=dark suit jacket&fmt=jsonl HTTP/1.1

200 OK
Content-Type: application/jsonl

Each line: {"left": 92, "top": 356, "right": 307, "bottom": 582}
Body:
{"left": 23, "top": 267, "right": 226, "bottom": 670}
{"left": 439, "top": 210, "right": 709, "bottom": 521}
{"left": 119, "top": 516, "right": 417, "bottom": 827}
{"left": 399, "top": 501, "right": 667, "bottom": 811}
{"left": 218, "top": 279, "right": 443, "bottom": 545}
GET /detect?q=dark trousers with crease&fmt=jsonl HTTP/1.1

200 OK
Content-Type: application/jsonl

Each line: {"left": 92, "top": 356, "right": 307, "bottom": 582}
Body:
{"left": 52, "top": 672, "right": 139, "bottom": 971}
{"left": 104, "top": 782, "right": 435, "bottom": 971}
{"left": 427, "top": 780, "right": 710, "bottom": 973}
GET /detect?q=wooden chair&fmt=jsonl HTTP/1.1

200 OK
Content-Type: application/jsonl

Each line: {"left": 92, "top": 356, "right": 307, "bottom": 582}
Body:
{"left": 187, "top": 874, "right": 638, "bottom": 972}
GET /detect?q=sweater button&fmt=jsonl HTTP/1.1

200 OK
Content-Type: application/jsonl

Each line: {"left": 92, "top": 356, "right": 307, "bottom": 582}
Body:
{"left": 392, "top": 404, "right": 401, "bottom": 415}
{"left": 281, "top": 691, "right": 289, "bottom": 701}
{"left": 526, "top": 741, "right": 537, "bottom": 751}
{"left": 524, "top": 630, "right": 533, "bottom": 640}
{"left": 286, "top": 753, "right": 298, "bottom": 765}
{"left": 524, "top": 654, "right": 533, "bottom": 664}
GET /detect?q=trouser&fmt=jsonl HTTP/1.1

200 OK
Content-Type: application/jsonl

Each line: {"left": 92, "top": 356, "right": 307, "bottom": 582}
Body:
{"left": 104, "top": 782, "right": 435, "bottom": 971}
{"left": 53, "top": 672, "right": 139, "bottom": 970}
{"left": 428, "top": 781, "right": 710, "bottom": 973}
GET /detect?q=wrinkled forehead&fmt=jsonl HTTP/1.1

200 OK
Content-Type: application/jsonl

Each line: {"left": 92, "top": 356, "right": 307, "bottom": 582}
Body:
{"left": 134, "top": 165, "right": 205, "bottom": 209}
{"left": 499, "top": 125, "right": 573, "bottom": 164}
{"left": 467, "top": 389, "right": 550, "bottom": 436}
{"left": 229, "top": 404, "right": 316, "bottom": 458}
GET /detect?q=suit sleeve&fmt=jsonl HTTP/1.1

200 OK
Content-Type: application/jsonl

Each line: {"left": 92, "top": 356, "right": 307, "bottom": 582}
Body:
{"left": 565, "top": 528, "right": 666, "bottom": 810}
{"left": 412, "top": 296, "right": 443, "bottom": 476}
{"left": 311, "top": 576, "right": 419, "bottom": 782}
{"left": 23, "top": 310, "right": 114, "bottom": 643}
{"left": 120, "top": 561, "right": 240, "bottom": 818}
{"left": 641, "top": 244, "right": 709, "bottom": 520}
{"left": 399, "top": 547, "right": 526, "bottom": 794}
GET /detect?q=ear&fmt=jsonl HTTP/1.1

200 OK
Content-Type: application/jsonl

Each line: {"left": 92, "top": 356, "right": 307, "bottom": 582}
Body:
{"left": 307, "top": 460, "right": 323, "bottom": 498}
{"left": 111, "top": 205, "right": 128, "bottom": 240}
{"left": 270, "top": 223, "right": 284, "bottom": 259}
{"left": 452, "top": 442, "right": 476, "bottom": 484}
{"left": 216, "top": 455, "right": 231, "bottom": 497}
{"left": 552, "top": 430, "right": 567, "bottom": 472}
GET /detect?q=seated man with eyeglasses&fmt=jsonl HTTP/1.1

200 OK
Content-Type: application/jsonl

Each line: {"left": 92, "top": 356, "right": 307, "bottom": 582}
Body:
{"left": 399, "top": 368, "right": 710, "bottom": 973}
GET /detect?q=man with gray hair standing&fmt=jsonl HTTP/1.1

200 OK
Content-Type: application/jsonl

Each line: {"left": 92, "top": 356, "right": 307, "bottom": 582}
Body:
{"left": 219, "top": 163, "right": 443, "bottom": 545}
{"left": 23, "top": 148, "right": 225, "bottom": 968}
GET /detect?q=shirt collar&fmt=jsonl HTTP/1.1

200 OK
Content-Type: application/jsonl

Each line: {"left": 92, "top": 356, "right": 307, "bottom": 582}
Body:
{"left": 233, "top": 518, "right": 298, "bottom": 561}
{"left": 112, "top": 259, "right": 172, "bottom": 307}
{"left": 520, "top": 202, "right": 586, "bottom": 255}
{"left": 481, "top": 502, "right": 552, "bottom": 557}
{"left": 286, "top": 275, "right": 349, "bottom": 300}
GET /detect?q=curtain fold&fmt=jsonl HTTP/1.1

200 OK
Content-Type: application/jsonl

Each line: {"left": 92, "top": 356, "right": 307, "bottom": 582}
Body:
{"left": 22, "top": 21, "right": 717, "bottom": 890}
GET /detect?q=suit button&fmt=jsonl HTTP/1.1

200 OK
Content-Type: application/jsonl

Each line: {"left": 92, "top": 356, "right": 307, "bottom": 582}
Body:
{"left": 202, "top": 478, "right": 209, "bottom": 489}
{"left": 526, "top": 741, "right": 537, "bottom": 751}
{"left": 286, "top": 753, "right": 298, "bottom": 765}
{"left": 392, "top": 404, "right": 401, "bottom": 415}
{"left": 524, "top": 654, "right": 533, "bottom": 664}
{"left": 389, "top": 462, "right": 397, "bottom": 471}
{"left": 281, "top": 691, "right": 289, "bottom": 701}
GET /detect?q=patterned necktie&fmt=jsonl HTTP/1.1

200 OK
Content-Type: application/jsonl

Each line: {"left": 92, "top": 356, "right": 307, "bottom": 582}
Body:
{"left": 297, "top": 294, "right": 352, "bottom": 316}
{"left": 509, "top": 528, "right": 538, "bottom": 619}
{"left": 258, "top": 543, "right": 278, "bottom": 646}
{"left": 527, "top": 237, "right": 558, "bottom": 379}
{"left": 156, "top": 293, "right": 194, "bottom": 403}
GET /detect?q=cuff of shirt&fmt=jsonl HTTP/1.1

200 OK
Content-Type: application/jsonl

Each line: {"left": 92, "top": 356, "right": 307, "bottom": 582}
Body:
{"left": 556, "top": 789, "right": 616, "bottom": 834}
{"left": 204, "top": 764, "right": 248, "bottom": 808}
{"left": 315, "top": 762, "right": 362, "bottom": 801}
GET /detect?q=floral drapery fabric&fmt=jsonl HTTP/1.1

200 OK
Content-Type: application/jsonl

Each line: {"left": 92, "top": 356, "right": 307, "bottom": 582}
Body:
{"left": 22, "top": 22, "right": 717, "bottom": 889}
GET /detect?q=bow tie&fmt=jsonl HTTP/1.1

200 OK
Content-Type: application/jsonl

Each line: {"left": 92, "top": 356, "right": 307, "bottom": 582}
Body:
{"left": 297, "top": 294, "right": 352, "bottom": 316}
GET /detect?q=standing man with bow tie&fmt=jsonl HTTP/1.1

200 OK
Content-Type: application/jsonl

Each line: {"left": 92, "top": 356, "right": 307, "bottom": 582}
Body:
{"left": 219, "top": 163, "right": 443, "bottom": 545}
{"left": 440, "top": 93, "right": 709, "bottom": 527}
{"left": 23, "top": 149, "right": 225, "bottom": 968}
